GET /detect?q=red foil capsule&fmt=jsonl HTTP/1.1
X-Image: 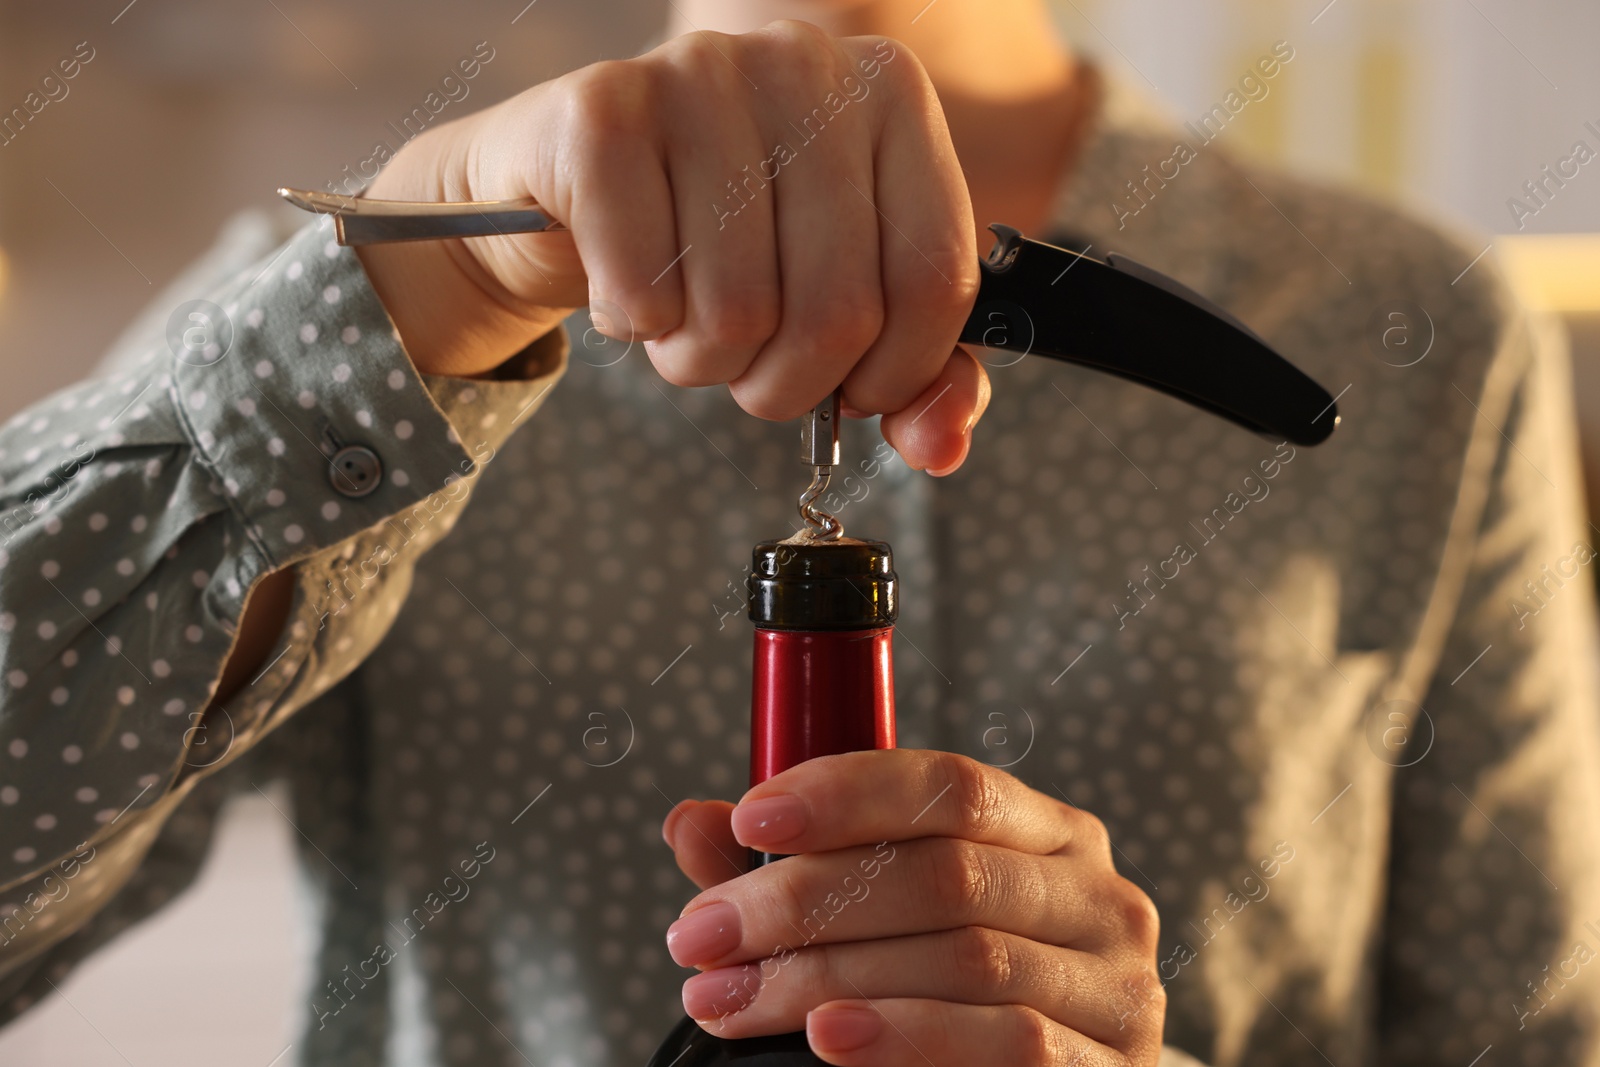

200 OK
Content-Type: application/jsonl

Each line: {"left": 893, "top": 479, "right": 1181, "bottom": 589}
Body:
{"left": 749, "top": 626, "right": 895, "bottom": 786}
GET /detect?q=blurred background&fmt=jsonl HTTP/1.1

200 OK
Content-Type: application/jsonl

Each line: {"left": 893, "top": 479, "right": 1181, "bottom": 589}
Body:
{"left": 0, "top": 0, "right": 1596, "bottom": 1063}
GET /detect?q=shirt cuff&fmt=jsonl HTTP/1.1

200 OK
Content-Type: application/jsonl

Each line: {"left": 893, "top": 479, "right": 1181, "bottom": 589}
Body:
{"left": 169, "top": 220, "right": 566, "bottom": 571}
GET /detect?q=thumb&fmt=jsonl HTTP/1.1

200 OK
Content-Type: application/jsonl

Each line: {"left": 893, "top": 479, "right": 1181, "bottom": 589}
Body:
{"left": 664, "top": 800, "right": 745, "bottom": 891}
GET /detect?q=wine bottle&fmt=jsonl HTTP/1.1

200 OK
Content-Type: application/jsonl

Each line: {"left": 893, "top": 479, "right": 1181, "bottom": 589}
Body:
{"left": 647, "top": 535, "right": 898, "bottom": 1067}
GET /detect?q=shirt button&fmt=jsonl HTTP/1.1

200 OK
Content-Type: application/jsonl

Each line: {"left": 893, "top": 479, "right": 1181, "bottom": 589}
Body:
{"left": 328, "top": 445, "right": 382, "bottom": 498}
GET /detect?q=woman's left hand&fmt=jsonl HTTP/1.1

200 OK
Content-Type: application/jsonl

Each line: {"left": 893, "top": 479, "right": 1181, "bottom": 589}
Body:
{"left": 661, "top": 749, "right": 1166, "bottom": 1065}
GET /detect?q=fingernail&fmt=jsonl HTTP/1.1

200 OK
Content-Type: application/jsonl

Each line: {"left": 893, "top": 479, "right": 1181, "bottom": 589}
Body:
{"left": 731, "top": 794, "right": 807, "bottom": 848}
{"left": 926, "top": 430, "right": 971, "bottom": 477}
{"left": 683, "top": 965, "right": 762, "bottom": 1020}
{"left": 663, "top": 801, "right": 693, "bottom": 847}
{"left": 666, "top": 901, "right": 742, "bottom": 966}
{"left": 807, "top": 1002, "right": 882, "bottom": 1054}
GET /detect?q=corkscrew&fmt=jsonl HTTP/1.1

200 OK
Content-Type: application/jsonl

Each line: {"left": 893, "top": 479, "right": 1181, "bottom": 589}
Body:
{"left": 797, "top": 393, "right": 843, "bottom": 540}
{"left": 279, "top": 188, "right": 1340, "bottom": 445}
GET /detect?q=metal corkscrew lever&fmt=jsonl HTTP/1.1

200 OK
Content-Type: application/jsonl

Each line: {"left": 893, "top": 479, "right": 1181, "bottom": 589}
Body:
{"left": 278, "top": 188, "right": 565, "bottom": 244}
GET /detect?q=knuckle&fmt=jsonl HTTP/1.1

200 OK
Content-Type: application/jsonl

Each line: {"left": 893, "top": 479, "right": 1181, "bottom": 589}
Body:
{"left": 800, "top": 290, "right": 884, "bottom": 363}
{"left": 659, "top": 29, "right": 731, "bottom": 68}
{"left": 749, "top": 21, "right": 843, "bottom": 85}
{"left": 1071, "top": 806, "right": 1112, "bottom": 860}
{"left": 900, "top": 243, "right": 980, "bottom": 314}
{"left": 563, "top": 60, "right": 652, "bottom": 140}
{"left": 860, "top": 36, "right": 920, "bottom": 89}
{"left": 950, "top": 925, "right": 1018, "bottom": 997}
{"left": 842, "top": 370, "right": 927, "bottom": 420}
{"left": 649, "top": 352, "right": 704, "bottom": 389}
{"left": 662, "top": 31, "right": 748, "bottom": 91}
{"left": 1132, "top": 968, "right": 1167, "bottom": 1019}
{"left": 807, "top": 937, "right": 840, "bottom": 992}
{"left": 928, "top": 838, "right": 993, "bottom": 923}
{"left": 729, "top": 375, "right": 819, "bottom": 422}
{"left": 945, "top": 752, "right": 1006, "bottom": 841}
{"left": 701, "top": 294, "right": 780, "bottom": 354}
{"left": 593, "top": 295, "right": 671, "bottom": 349}
{"left": 1111, "top": 876, "right": 1161, "bottom": 949}
{"left": 948, "top": 252, "right": 982, "bottom": 312}
{"left": 1113, "top": 968, "right": 1167, "bottom": 1048}
{"left": 771, "top": 868, "right": 815, "bottom": 943}
{"left": 1012, "top": 1006, "right": 1059, "bottom": 1066}
{"left": 727, "top": 379, "right": 807, "bottom": 423}
{"left": 760, "top": 18, "right": 837, "bottom": 56}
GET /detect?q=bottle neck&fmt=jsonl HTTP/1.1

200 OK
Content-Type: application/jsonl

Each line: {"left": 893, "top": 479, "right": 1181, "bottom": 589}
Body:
{"left": 749, "top": 625, "right": 897, "bottom": 787}
{"left": 748, "top": 625, "right": 896, "bottom": 870}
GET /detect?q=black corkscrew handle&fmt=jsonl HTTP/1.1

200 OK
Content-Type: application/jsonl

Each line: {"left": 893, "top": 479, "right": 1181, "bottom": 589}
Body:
{"left": 960, "top": 225, "right": 1338, "bottom": 446}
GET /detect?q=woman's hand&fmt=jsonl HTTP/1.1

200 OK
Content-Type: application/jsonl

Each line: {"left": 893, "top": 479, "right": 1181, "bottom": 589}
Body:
{"left": 356, "top": 21, "right": 989, "bottom": 475}
{"left": 662, "top": 750, "right": 1166, "bottom": 1065}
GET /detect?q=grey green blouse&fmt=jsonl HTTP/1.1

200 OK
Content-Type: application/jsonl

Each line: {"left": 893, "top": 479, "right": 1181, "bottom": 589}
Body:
{"left": 2, "top": 75, "right": 1599, "bottom": 1067}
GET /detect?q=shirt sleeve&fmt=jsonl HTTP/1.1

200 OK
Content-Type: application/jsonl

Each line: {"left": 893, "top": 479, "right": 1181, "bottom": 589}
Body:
{"left": 1376, "top": 307, "right": 1600, "bottom": 1063}
{"left": 0, "top": 216, "right": 567, "bottom": 980}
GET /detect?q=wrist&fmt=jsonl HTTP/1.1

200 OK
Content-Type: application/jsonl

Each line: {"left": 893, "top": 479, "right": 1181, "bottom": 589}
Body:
{"left": 355, "top": 113, "right": 572, "bottom": 378}
{"left": 355, "top": 237, "right": 567, "bottom": 378}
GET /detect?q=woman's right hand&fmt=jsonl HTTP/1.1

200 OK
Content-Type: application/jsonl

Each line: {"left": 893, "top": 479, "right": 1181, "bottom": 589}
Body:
{"left": 358, "top": 21, "right": 990, "bottom": 475}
